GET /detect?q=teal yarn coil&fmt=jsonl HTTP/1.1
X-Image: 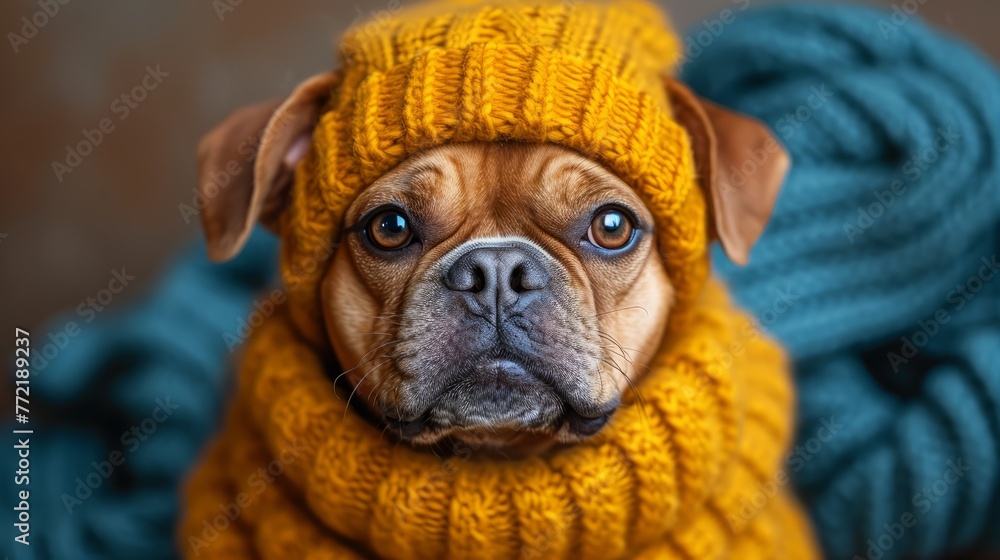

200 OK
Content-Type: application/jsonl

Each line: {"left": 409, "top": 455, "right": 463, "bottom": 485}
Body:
{"left": 683, "top": 4, "right": 1000, "bottom": 559}
{"left": 2, "top": 230, "right": 278, "bottom": 560}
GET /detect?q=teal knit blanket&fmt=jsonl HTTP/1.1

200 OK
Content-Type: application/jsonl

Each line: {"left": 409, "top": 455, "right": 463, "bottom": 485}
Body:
{"left": 683, "top": 4, "right": 1000, "bottom": 559}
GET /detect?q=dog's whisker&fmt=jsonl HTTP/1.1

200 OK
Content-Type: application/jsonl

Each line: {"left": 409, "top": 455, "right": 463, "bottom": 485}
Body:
{"left": 601, "top": 343, "right": 652, "bottom": 372}
{"left": 343, "top": 358, "right": 395, "bottom": 419}
{"left": 600, "top": 344, "right": 630, "bottom": 361}
{"left": 335, "top": 346, "right": 392, "bottom": 381}
{"left": 367, "top": 374, "right": 392, "bottom": 402}
{"left": 609, "top": 343, "right": 655, "bottom": 365}
{"left": 600, "top": 339, "right": 651, "bottom": 415}
{"left": 597, "top": 331, "right": 649, "bottom": 373}
{"left": 600, "top": 355, "right": 627, "bottom": 377}
{"left": 593, "top": 306, "right": 650, "bottom": 319}
{"left": 620, "top": 346, "right": 654, "bottom": 359}
{"left": 598, "top": 336, "right": 635, "bottom": 370}
{"left": 332, "top": 339, "right": 402, "bottom": 385}
{"left": 334, "top": 353, "right": 396, "bottom": 400}
{"left": 601, "top": 355, "right": 648, "bottom": 422}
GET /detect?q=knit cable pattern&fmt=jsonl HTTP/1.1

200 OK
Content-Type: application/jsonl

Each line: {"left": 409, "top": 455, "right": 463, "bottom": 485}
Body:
{"left": 682, "top": 5, "right": 1000, "bottom": 559}
{"left": 179, "top": 282, "right": 818, "bottom": 560}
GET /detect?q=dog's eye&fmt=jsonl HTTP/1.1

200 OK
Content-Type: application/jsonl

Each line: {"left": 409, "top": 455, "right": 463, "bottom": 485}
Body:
{"left": 587, "top": 208, "right": 634, "bottom": 250}
{"left": 367, "top": 209, "right": 413, "bottom": 250}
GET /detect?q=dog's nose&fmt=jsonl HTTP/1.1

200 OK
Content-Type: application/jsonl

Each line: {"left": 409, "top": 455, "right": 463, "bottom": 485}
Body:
{"left": 443, "top": 244, "right": 550, "bottom": 310}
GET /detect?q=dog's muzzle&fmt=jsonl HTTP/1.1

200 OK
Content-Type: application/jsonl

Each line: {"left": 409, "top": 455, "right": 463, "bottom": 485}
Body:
{"left": 386, "top": 237, "right": 611, "bottom": 442}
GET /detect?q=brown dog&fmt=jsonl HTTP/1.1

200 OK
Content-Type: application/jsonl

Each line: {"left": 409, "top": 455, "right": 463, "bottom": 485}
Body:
{"left": 195, "top": 76, "right": 787, "bottom": 455}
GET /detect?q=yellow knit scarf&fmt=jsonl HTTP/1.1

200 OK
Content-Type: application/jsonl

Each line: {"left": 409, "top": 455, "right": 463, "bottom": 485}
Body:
{"left": 179, "top": 281, "right": 818, "bottom": 559}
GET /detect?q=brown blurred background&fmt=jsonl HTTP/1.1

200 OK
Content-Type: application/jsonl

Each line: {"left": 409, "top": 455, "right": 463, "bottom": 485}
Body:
{"left": 1, "top": 0, "right": 997, "bottom": 334}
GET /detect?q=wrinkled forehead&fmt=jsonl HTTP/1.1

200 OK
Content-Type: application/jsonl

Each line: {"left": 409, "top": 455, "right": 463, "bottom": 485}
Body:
{"left": 344, "top": 142, "right": 649, "bottom": 232}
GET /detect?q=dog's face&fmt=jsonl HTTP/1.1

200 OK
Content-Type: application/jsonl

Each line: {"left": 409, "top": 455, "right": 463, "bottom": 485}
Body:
{"left": 323, "top": 142, "right": 672, "bottom": 447}
{"left": 196, "top": 75, "right": 787, "bottom": 455}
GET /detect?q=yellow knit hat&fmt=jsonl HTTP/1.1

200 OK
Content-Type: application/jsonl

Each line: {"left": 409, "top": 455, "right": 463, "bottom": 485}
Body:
{"left": 281, "top": 0, "right": 708, "bottom": 343}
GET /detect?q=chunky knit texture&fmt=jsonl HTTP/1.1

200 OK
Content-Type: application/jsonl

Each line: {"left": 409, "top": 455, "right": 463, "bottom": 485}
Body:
{"left": 682, "top": 5, "right": 1000, "bottom": 559}
{"left": 180, "top": 282, "right": 817, "bottom": 559}
{"left": 280, "top": 0, "right": 712, "bottom": 346}
{"left": 178, "top": 0, "right": 818, "bottom": 558}
{"left": 1, "top": 230, "right": 279, "bottom": 560}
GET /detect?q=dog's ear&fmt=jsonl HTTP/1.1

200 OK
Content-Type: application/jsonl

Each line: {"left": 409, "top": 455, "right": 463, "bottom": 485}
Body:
{"left": 665, "top": 78, "right": 789, "bottom": 266}
{"left": 197, "top": 72, "right": 338, "bottom": 262}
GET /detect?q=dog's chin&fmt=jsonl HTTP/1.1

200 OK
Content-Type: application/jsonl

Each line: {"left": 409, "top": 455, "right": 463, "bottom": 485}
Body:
{"left": 381, "top": 359, "right": 616, "bottom": 450}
